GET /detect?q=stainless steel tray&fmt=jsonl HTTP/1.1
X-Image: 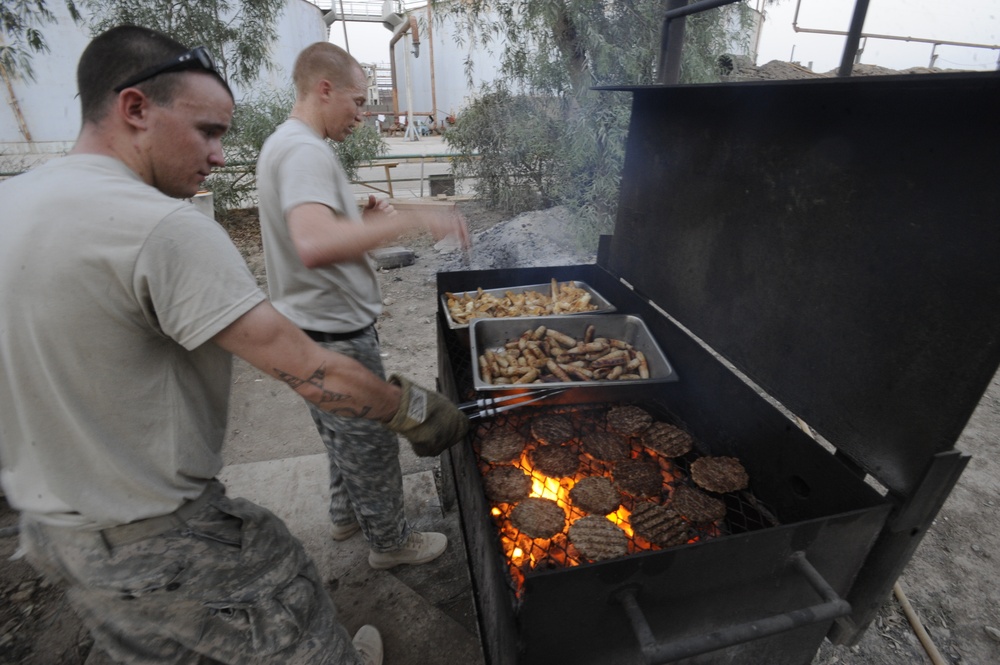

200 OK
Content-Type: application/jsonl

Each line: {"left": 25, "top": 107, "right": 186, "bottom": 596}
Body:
{"left": 441, "top": 281, "right": 615, "bottom": 330}
{"left": 470, "top": 314, "right": 678, "bottom": 390}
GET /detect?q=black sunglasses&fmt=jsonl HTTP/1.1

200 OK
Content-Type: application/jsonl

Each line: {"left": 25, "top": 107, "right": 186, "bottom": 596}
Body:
{"left": 113, "top": 46, "right": 218, "bottom": 93}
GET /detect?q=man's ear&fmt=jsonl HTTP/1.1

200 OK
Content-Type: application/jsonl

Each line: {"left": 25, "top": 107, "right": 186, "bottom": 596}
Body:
{"left": 117, "top": 89, "right": 150, "bottom": 130}
{"left": 317, "top": 78, "right": 333, "bottom": 99}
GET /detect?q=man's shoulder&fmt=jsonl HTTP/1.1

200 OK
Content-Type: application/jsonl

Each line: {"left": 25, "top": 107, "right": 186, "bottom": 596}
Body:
{"left": 260, "top": 120, "right": 330, "bottom": 166}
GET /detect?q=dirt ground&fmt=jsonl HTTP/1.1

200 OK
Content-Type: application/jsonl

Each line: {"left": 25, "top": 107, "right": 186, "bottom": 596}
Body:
{"left": 2, "top": 201, "right": 998, "bottom": 664}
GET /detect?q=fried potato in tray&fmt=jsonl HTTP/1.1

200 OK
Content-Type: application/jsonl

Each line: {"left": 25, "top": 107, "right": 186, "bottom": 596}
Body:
{"left": 445, "top": 278, "right": 597, "bottom": 325}
{"left": 477, "top": 324, "right": 651, "bottom": 386}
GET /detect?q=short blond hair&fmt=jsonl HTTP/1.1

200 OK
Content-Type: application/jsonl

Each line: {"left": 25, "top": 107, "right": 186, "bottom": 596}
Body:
{"left": 292, "top": 42, "right": 361, "bottom": 97}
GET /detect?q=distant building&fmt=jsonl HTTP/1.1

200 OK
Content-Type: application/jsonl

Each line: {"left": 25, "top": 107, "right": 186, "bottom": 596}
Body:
{"left": 0, "top": 0, "right": 325, "bottom": 170}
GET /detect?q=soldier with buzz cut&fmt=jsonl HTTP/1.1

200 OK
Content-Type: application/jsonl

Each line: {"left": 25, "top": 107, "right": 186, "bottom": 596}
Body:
{"left": 256, "top": 41, "right": 470, "bottom": 573}
{"left": 0, "top": 25, "right": 468, "bottom": 665}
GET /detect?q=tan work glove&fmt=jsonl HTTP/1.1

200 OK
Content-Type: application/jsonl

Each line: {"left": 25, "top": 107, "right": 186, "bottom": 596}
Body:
{"left": 385, "top": 374, "right": 470, "bottom": 457}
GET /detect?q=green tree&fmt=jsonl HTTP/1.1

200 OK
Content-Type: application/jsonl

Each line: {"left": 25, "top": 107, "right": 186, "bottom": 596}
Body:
{"left": 437, "top": 0, "right": 760, "bottom": 244}
{"left": 1, "top": 1, "right": 82, "bottom": 81}
{"left": 82, "top": 0, "right": 285, "bottom": 87}
{"left": 2, "top": 1, "right": 283, "bottom": 87}
{"left": 205, "top": 89, "right": 388, "bottom": 219}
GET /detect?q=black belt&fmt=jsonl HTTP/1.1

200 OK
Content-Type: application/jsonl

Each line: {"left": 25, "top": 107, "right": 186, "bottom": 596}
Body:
{"left": 302, "top": 325, "right": 373, "bottom": 343}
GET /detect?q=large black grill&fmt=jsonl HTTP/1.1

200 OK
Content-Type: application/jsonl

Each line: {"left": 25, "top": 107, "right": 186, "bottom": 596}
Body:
{"left": 436, "top": 71, "right": 1000, "bottom": 665}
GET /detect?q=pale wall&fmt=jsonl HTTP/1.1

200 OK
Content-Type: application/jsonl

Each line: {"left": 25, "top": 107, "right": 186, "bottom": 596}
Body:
{"left": 0, "top": 0, "right": 326, "bottom": 164}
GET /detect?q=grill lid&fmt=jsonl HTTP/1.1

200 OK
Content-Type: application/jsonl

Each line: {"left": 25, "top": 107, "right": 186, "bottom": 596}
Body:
{"left": 600, "top": 72, "right": 1000, "bottom": 496}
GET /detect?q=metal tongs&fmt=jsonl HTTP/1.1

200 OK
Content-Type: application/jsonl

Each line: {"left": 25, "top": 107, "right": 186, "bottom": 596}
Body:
{"left": 459, "top": 389, "right": 566, "bottom": 420}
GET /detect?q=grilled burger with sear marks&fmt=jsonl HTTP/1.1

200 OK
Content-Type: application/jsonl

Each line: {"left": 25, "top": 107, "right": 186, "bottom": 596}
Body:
{"left": 606, "top": 405, "right": 653, "bottom": 436}
{"left": 483, "top": 465, "right": 532, "bottom": 503}
{"left": 613, "top": 458, "right": 664, "bottom": 498}
{"left": 530, "top": 414, "right": 575, "bottom": 445}
{"left": 569, "top": 515, "right": 628, "bottom": 561}
{"left": 581, "top": 430, "right": 630, "bottom": 461}
{"left": 629, "top": 501, "right": 690, "bottom": 547}
{"left": 670, "top": 484, "right": 726, "bottom": 522}
{"left": 569, "top": 476, "right": 622, "bottom": 515}
{"left": 511, "top": 497, "right": 566, "bottom": 539}
{"left": 532, "top": 444, "right": 580, "bottom": 478}
{"left": 479, "top": 428, "right": 526, "bottom": 463}
{"left": 642, "top": 422, "right": 694, "bottom": 458}
{"left": 690, "top": 456, "right": 749, "bottom": 494}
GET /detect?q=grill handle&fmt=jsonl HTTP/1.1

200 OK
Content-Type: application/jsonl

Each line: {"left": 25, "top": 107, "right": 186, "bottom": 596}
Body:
{"left": 615, "top": 550, "right": 851, "bottom": 664}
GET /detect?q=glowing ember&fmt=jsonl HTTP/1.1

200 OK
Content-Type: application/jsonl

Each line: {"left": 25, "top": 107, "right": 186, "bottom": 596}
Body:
{"left": 473, "top": 403, "right": 726, "bottom": 597}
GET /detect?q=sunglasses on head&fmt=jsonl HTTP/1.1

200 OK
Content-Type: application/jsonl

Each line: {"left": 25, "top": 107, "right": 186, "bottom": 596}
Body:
{"left": 113, "top": 46, "right": 218, "bottom": 93}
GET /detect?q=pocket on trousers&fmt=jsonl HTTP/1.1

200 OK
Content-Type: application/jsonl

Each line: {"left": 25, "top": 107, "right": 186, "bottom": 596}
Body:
{"left": 204, "top": 574, "right": 316, "bottom": 655}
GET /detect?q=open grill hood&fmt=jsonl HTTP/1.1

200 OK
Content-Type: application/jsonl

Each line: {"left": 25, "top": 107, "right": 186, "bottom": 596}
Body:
{"left": 437, "top": 71, "right": 1000, "bottom": 664}
{"left": 603, "top": 72, "right": 1000, "bottom": 499}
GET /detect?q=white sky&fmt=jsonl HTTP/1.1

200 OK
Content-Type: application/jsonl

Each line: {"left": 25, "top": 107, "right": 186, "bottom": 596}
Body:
{"left": 328, "top": 0, "right": 1000, "bottom": 73}
{"left": 755, "top": 0, "right": 1000, "bottom": 73}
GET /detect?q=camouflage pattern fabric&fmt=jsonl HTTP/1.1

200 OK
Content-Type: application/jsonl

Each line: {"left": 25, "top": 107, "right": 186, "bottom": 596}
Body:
{"left": 308, "top": 328, "right": 411, "bottom": 553}
{"left": 19, "top": 481, "right": 362, "bottom": 664}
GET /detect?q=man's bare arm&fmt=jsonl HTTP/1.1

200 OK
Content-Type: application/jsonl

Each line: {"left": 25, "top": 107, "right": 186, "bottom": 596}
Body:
{"left": 287, "top": 199, "right": 469, "bottom": 268}
{"left": 212, "top": 300, "right": 400, "bottom": 421}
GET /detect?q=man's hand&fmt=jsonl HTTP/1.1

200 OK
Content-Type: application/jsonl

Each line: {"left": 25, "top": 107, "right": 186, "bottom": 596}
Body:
{"left": 362, "top": 194, "right": 396, "bottom": 218}
{"left": 384, "top": 374, "right": 470, "bottom": 457}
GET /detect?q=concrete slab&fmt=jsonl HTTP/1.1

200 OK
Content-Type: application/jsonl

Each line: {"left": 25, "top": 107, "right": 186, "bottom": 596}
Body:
{"left": 372, "top": 246, "right": 416, "bottom": 269}
{"left": 218, "top": 453, "right": 484, "bottom": 665}
{"left": 223, "top": 361, "right": 320, "bottom": 465}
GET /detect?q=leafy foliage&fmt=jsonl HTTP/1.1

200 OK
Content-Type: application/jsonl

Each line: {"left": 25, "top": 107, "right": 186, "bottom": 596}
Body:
{"left": 331, "top": 124, "right": 389, "bottom": 183}
{"left": 1, "top": 0, "right": 82, "bottom": 81}
{"left": 207, "top": 88, "right": 388, "bottom": 219}
{"left": 82, "top": 0, "right": 284, "bottom": 86}
{"left": 206, "top": 87, "right": 293, "bottom": 216}
{"left": 445, "top": 85, "right": 562, "bottom": 213}
{"left": 437, "top": 0, "right": 759, "bottom": 244}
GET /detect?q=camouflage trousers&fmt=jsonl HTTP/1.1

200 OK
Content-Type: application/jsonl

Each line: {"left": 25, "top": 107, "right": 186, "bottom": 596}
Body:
{"left": 308, "top": 327, "right": 411, "bottom": 553}
{"left": 19, "top": 481, "right": 362, "bottom": 665}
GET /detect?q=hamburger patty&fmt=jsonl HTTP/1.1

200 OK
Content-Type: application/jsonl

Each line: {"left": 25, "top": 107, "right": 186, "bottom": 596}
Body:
{"left": 629, "top": 501, "right": 690, "bottom": 547}
{"left": 569, "top": 516, "right": 628, "bottom": 561}
{"left": 483, "top": 465, "right": 532, "bottom": 503}
{"left": 510, "top": 497, "right": 566, "bottom": 539}
{"left": 530, "top": 415, "right": 575, "bottom": 445}
{"left": 581, "top": 431, "right": 629, "bottom": 461}
{"left": 479, "top": 428, "right": 526, "bottom": 463}
{"left": 569, "top": 476, "right": 622, "bottom": 515}
{"left": 670, "top": 484, "right": 726, "bottom": 522}
{"left": 613, "top": 458, "right": 664, "bottom": 498}
{"left": 689, "top": 456, "right": 749, "bottom": 493}
{"left": 606, "top": 405, "right": 653, "bottom": 436}
{"left": 532, "top": 444, "right": 580, "bottom": 478}
{"left": 642, "top": 422, "right": 694, "bottom": 458}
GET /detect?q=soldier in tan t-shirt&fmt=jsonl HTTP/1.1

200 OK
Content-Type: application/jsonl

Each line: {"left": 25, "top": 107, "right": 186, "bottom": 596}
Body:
{"left": 0, "top": 26, "right": 468, "bottom": 665}
{"left": 256, "top": 42, "right": 470, "bottom": 571}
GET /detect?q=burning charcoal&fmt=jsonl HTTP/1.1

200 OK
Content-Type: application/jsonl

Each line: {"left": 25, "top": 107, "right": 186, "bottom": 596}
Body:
{"left": 569, "top": 476, "right": 622, "bottom": 515}
{"left": 510, "top": 498, "right": 566, "bottom": 539}
{"left": 669, "top": 484, "right": 726, "bottom": 523}
{"left": 483, "top": 466, "right": 532, "bottom": 503}
{"left": 532, "top": 444, "right": 580, "bottom": 478}
{"left": 642, "top": 422, "right": 694, "bottom": 458}
{"left": 613, "top": 458, "right": 664, "bottom": 498}
{"left": 480, "top": 428, "right": 527, "bottom": 463}
{"left": 629, "top": 501, "right": 690, "bottom": 548}
{"left": 569, "top": 516, "right": 628, "bottom": 561}
{"left": 690, "top": 456, "right": 749, "bottom": 494}
{"left": 581, "top": 431, "right": 629, "bottom": 461}
{"left": 606, "top": 405, "right": 653, "bottom": 436}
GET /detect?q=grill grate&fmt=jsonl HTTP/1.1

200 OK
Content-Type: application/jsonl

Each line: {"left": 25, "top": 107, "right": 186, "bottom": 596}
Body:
{"left": 469, "top": 402, "right": 780, "bottom": 600}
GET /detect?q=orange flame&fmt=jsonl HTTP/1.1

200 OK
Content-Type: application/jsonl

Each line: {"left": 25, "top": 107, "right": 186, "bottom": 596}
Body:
{"left": 477, "top": 406, "right": 722, "bottom": 596}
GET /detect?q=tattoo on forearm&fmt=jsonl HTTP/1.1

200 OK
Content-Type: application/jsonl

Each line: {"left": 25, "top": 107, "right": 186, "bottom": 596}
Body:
{"left": 275, "top": 364, "right": 372, "bottom": 418}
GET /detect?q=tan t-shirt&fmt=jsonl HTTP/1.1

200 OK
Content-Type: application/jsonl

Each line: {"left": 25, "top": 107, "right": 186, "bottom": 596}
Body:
{"left": 0, "top": 155, "right": 266, "bottom": 528}
{"left": 256, "top": 118, "right": 382, "bottom": 332}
